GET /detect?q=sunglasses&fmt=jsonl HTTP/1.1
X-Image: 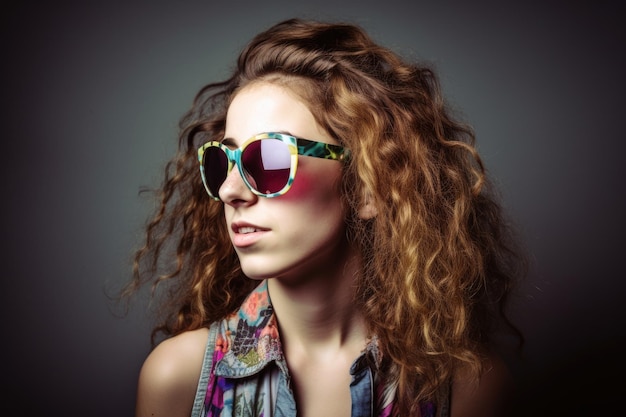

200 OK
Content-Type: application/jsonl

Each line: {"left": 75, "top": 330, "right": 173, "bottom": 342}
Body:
{"left": 198, "top": 132, "right": 350, "bottom": 201}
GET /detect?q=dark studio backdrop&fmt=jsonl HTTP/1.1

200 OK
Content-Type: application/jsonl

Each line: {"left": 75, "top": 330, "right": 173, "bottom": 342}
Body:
{"left": 2, "top": 1, "right": 624, "bottom": 415}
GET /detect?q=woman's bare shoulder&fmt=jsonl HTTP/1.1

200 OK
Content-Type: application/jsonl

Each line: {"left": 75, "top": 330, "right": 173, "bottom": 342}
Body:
{"left": 135, "top": 327, "right": 210, "bottom": 417}
{"left": 141, "top": 327, "right": 210, "bottom": 378}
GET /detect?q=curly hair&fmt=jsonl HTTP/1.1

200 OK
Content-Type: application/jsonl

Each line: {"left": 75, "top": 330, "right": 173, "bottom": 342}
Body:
{"left": 123, "top": 18, "right": 525, "bottom": 415}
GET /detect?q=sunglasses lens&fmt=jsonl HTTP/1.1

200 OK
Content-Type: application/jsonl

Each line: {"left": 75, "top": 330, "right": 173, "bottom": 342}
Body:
{"left": 242, "top": 138, "right": 292, "bottom": 195}
{"left": 203, "top": 146, "right": 229, "bottom": 197}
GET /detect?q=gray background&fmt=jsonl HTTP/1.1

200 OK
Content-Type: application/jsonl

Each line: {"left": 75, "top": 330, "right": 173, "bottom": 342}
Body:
{"left": 2, "top": 1, "right": 624, "bottom": 415}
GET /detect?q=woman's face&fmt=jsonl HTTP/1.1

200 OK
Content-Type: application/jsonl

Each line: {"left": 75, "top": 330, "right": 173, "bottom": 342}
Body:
{"left": 220, "top": 82, "right": 348, "bottom": 281}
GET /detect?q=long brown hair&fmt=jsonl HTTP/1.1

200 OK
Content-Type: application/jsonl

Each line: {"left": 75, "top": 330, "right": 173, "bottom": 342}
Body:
{"left": 123, "top": 18, "right": 525, "bottom": 414}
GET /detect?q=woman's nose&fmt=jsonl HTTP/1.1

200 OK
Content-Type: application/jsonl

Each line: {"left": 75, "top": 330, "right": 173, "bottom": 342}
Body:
{"left": 219, "top": 165, "right": 257, "bottom": 206}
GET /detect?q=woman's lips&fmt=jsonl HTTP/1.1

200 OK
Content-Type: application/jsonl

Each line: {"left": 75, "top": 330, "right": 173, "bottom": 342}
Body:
{"left": 231, "top": 222, "right": 269, "bottom": 248}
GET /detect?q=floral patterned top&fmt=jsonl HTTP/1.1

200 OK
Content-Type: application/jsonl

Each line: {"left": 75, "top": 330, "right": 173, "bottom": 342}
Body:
{"left": 191, "top": 281, "right": 439, "bottom": 417}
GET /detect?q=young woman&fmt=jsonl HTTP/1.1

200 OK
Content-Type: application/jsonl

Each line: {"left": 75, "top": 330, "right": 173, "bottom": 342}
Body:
{"left": 126, "top": 18, "right": 524, "bottom": 417}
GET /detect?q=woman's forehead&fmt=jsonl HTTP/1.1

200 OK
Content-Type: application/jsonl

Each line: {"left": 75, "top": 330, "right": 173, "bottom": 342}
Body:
{"left": 224, "top": 82, "right": 333, "bottom": 146}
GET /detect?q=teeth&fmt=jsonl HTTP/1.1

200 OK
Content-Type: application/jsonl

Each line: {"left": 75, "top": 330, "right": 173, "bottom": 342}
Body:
{"left": 238, "top": 227, "right": 257, "bottom": 234}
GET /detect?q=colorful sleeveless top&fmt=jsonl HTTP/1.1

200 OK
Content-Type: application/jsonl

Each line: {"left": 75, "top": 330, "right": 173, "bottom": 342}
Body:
{"left": 191, "top": 281, "right": 443, "bottom": 417}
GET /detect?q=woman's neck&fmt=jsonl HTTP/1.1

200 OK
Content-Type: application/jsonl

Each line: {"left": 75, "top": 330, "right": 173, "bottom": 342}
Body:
{"left": 266, "top": 246, "right": 367, "bottom": 357}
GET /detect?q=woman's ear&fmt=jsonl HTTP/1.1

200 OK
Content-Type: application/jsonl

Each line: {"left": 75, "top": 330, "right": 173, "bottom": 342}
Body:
{"left": 357, "top": 193, "right": 378, "bottom": 220}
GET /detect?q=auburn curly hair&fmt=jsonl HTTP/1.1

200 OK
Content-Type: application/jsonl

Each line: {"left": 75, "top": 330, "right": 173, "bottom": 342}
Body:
{"left": 123, "top": 18, "right": 525, "bottom": 415}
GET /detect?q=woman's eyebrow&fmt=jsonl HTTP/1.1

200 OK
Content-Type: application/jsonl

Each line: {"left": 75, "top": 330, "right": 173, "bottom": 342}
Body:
{"left": 221, "top": 131, "right": 298, "bottom": 147}
{"left": 274, "top": 130, "right": 294, "bottom": 136}
{"left": 220, "top": 137, "right": 238, "bottom": 147}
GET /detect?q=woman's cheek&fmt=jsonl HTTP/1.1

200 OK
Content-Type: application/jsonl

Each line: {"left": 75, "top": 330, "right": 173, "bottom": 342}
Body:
{"left": 281, "top": 170, "right": 317, "bottom": 200}
{"left": 281, "top": 164, "right": 342, "bottom": 201}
